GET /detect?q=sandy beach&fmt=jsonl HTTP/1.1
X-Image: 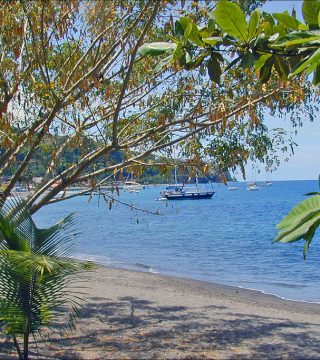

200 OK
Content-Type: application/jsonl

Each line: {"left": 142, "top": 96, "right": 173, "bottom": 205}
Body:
{"left": 2, "top": 265, "right": 320, "bottom": 359}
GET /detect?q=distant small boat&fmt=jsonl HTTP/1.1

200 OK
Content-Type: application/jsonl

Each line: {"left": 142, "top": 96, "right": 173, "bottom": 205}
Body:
{"left": 123, "top": 181, "right": 145, "bottom": 191}
{"left": 261, "top": 180, "right": 272, "bottom": 186}
{"left": 129, "top": 189, "right": 139, "bottom": 193}
{"left": 106, "top": 180, "right": 145, "bottom": 191}
{"left": 227, "top": 186, "right": 238, "bottom": 191}
{"left": 247, "top": 182, "right": 260, "bottom": 191}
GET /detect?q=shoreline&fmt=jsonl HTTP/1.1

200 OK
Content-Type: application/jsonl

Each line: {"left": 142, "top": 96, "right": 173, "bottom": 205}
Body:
{"left": 96, "top": 264, "right": 320, "bottom": 313}
{"left": 2, "top": 264, "right": 320, "bottom": 359}
{"left": 74, "top": 257, "right": 320, "bottom": 305}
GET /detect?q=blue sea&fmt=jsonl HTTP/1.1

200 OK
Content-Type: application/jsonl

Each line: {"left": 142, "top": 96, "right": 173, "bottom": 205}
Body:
{"left": 33, "top": 180, "right": 320, "bottom": 303}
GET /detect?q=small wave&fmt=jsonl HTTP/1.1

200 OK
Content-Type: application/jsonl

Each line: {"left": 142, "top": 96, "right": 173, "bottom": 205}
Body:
{"left": 134, "top": 262, "right": 152, "bottom": 270}
{"left": 241, "top": 280, "right": 309, "bottom": 289}
{"left": 271, "top": 282, "right": 308, "bottom": 289}
{"left": 238, "top": 285, "right": 320, "bottom": 304}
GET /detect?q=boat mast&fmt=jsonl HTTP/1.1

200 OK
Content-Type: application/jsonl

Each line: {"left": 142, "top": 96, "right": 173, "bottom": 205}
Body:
{"left": 174, "top": 165, "right": 178, "bottom": 186}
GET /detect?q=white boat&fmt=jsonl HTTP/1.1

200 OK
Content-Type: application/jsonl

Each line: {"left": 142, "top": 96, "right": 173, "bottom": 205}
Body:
{"left": 123, "top": 181, "right": 145, "bottom": 191}
{"left": 247, "top": 182, "right": 260, "bottom": 191}
{"left": 105, "top": 180, "right": 145, "bottom": 191}
{"left": 227, "top": 186, "right": 238, "bottom": 191}
{"left": 261, "top": 180, "right": 272, "bottom": 186}
{"left": 129, "top": 189, "right": 140, "bottom": 193}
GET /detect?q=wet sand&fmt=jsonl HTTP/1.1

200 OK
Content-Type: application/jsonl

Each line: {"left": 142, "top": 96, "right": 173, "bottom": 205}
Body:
{"left": 2, "top": 265, "right": 320, "bottom": 359}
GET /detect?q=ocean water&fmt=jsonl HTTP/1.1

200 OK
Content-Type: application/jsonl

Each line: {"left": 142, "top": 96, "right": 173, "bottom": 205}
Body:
{"left": 33, "top": 180, "right": 320, "bottom": 303}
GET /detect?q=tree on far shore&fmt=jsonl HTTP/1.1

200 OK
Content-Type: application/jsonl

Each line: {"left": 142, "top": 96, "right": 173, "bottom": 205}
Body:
{"left": 0, "top": 0, "right": 317, "bottom": 214}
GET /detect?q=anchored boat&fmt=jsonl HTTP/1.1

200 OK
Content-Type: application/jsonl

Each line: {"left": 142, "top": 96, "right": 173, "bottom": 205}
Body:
{"left": 160, "top": 185, "right": 214, "bottom": 200}
{"left": 247, "top": 182, "right": 260, "bottom": 191}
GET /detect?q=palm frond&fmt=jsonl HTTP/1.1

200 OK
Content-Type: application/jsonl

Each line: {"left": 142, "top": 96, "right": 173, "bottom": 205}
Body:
{"left": 0, "top": 197, "right": 94, "bottom": 357}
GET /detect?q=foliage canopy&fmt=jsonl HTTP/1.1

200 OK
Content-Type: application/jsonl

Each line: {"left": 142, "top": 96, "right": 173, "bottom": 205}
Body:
{"left": 0, "top": 0, "right": 318, "bottom": 214}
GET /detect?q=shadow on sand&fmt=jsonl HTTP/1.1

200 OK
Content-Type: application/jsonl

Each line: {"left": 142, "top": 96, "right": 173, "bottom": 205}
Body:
{"left": 1, "top": 294, "right": 320, "bottom": 359}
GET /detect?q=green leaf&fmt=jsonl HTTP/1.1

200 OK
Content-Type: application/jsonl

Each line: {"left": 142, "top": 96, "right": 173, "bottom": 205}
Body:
{"left": 305, "top": 191, "right": 320, "bottom": 196}
{"left": 202, "top": 37, "right": 222, "bottom": 45}
{"left": 306, "top": 58, "right": 319, "bottom": 74}
{"left": 185, "top": 52, "right": 209, "bottom": 70}
{"left": 248, "top": 10, "right": 261, "bottom": 40}
{"left": 138, "top": 42, "right": 177, "bottom": 57}
{"left": 225, "top": 55, "right": 243, "bottom": 71}
{"left": 303, "top": 219, "right": 320, "bottom": 258}
{"left": 274, "top": 56, "right": 289, "bottom": 79}
{"left": 215, "top": 0, "right": 248, "bottom": 43}
{"left": 302, "top": 0, "right": 320, "bottom": 27}
{"left": 172, "top": 42, "right": 183, "bottom": 62}
{"left": 207, "top": 55, "right": 221, "bottom": 84}
{"left": 185, "top": 51, "right": 192, "bottom": 64}
{"left": 275, "top": 215, "right": 320, "bottom": 244}
{"left": 254, "top": 53, "right": 272, "bottom": 71}
{"left": 208, "top": 19, "right": 216, "bottom": 34}
{"left": 298, "top": 23, "right": 310, "bottom": 31}
{"left": 175, "top": 20, "right": 184, "bottom": 37}
{"left": 179, "top": 17, "right": 204, "bottom": 46}
{"left": 189, "top": 27, "right": 204, "bottom": 46}
{"left": 276, "top": 195, "right": 320, "bottom": 231}
{"left": 240, "top": 52, "right": 259, "bottom": 69}
{"left": 259, "top": 56, "right": 274, "bottom": 83}
{"left": 259, "top": 21, "right": 273, "bottom": 37}
{"left": 273, "top": 11, "right": 302, "bottom": 30}
{"left": 155, "top": 54, "right": 173, "bottom": 71}
{"left": 184, "top": 23, "right": 193, "bottom": 40}
{"left": 179, "top": 16, "right": 191, "bottom": 30}
{"left": 290, "top": 48, "right": 320, "bottom": 76}
{"left": 273, "top": 31, "right": 320, "bottom": 48}
{"left": 313, "top": 64, "right": 320, "bottom": 84}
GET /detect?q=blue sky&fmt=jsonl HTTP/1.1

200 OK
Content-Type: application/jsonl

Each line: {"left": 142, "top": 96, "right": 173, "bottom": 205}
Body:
{"left": 244, "top": 1, "right": 320, "bottom": 181}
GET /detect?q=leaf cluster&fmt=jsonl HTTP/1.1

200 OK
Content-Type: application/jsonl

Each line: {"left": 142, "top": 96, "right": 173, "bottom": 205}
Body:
{"left": 140, "top": 0, "right": 320, "bottom": 85}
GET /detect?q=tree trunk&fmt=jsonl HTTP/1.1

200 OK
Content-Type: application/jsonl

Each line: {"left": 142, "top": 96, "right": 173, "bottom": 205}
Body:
{"left": 23, "top": 332, "right": 29, "bottom": 360}
{"left": 13, "top": 335, "right": 23, "bottom": 360}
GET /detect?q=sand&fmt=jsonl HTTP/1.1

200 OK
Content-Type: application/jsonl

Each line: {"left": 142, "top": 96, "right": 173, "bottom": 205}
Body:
{"left": 2, "top": 265, "right": 320, "bottom": 359}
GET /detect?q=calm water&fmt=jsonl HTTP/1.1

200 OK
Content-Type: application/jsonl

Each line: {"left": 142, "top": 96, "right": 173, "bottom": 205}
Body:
{"left": 33, "top": 180, "right": 320, "bottom": 303}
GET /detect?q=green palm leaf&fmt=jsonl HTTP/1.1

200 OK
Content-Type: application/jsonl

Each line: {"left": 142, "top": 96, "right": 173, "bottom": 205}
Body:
{"left": 0, "top": 198, "right": 93, "bottom": 359}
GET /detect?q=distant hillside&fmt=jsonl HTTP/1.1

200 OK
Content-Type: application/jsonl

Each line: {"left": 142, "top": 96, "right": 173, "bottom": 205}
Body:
{"left": 138, "top": 169, "right": 233, "bottom": 184}
{"left": 0, "top": 133, "right": 233, "bottom": 185}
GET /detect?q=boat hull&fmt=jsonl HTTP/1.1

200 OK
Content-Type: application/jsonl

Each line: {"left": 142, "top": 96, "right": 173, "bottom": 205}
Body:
{"left": 165, "top": 192, "right": 214, "bottom": 200}
{"left": 247, "top": 186, "right": 260, "bottom": 191}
